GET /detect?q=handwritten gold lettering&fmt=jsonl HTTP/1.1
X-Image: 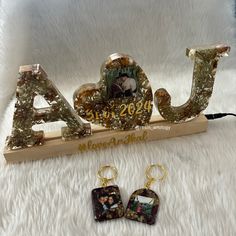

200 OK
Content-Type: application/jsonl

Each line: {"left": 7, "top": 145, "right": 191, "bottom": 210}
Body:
{"left": 78, "top": 131, "right": 148, "bottom": 153}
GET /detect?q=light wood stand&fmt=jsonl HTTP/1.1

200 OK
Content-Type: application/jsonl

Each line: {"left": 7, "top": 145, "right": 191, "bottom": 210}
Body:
{"left": 3, "top": 114, "right": 208, "bottom": 163}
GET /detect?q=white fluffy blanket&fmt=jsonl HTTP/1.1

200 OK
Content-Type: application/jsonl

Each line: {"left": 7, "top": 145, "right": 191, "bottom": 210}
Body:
{"left": 0, "top": 0, "right": 236, "bottom": 235}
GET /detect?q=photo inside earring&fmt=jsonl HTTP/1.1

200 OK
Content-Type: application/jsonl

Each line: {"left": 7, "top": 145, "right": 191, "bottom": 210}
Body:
{"left": 91, "top": 165, "right": 124, "bottom": 222}
{"left": 92, "top": 185, "right": 124, "bottom": 221}
{"left": 125, "top": 163, "right": 167, "bottom": 225}
{"left": 125, "top": 188, "right": 160, "bottom": 225}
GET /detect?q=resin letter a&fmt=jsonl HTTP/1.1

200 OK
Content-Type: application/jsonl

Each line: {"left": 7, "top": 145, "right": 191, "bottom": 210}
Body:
{"left": 7, "top": 64, "right": 91, "bottom": 149}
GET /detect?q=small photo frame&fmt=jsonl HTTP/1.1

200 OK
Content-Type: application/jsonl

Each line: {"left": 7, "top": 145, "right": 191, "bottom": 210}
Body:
{"left": 91, "top": 185, "right": 124, "bottom": 221}
{"left": 125, "top": 188, "right": 159, "bottom": 225}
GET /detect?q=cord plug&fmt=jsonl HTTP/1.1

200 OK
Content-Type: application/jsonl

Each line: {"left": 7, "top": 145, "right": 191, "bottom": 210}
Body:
{"left": 205, "top": 113, "right": 236, "bottom": 120}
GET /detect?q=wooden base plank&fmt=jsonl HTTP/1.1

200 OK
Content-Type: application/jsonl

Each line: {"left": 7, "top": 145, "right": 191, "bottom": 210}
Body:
{"left": 3, "top": 114, "right": 208, "bottom": 163}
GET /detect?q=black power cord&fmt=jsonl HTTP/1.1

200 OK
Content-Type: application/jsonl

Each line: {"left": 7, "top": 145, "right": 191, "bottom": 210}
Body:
{"left": 205, "top": 113, "right": 236, "bottom": 120}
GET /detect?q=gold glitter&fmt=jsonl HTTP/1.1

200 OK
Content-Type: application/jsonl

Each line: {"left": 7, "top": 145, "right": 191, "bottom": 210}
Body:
{"left": 154, "top": 44, "right": 230, "bottom": 123}
{"left": 74, "top": 53, "right": 153, "bottom": 130}
{"left": 7, "top": 64, "right": 91, "bottom": 150}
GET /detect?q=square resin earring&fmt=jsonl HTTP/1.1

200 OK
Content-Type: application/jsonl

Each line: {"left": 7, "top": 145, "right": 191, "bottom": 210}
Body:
{"left": 125, "top": 163, "right": 167, "bottom": 225}
{"left": 91, "top": 165, "right": 124, "bottom": 222}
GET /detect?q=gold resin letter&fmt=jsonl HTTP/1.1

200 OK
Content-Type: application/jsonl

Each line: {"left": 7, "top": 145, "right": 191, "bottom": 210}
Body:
{"left": 7, "top": 64, "right": 91, "bottom": 150}
{"left": 154, "top": 44, "right": 230, "bottom": 123}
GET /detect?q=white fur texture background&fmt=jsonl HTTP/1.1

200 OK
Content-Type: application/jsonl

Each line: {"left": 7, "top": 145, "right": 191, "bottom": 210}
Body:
{"left": 0, "top": 0, "right": 236, "bottom": 235}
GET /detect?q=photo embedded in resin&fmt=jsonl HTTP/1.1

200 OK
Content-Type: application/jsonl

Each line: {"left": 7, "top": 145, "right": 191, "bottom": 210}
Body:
{"left": 91, "top": 185, "right": 124, "bottom": 221}
{"left": 108, "top": 72, "right": 138, "bottom": 99}
{"left": 125, "top": 188, "right": 159, "bottom": 225}
{"left": 73, "top": 53, "right": 153, "bottom": 130}
{"left": 130, "top": 195, "right": 155, "bottom": 216}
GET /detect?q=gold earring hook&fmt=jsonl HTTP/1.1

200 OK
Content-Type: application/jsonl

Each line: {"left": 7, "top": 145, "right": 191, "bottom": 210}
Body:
{"left": 97, "top": 165, "right": 118, "bottom": 187}
{"left": 144, "top": 163, "right": 168, "bottom": 189}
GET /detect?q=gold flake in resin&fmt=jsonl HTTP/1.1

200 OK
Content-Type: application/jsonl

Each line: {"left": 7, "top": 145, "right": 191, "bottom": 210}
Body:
{"left": 7, "top": 64, "right": 91, "bottom": 150}
{"left": 154, "top": 44, "right": 230, "bottom": 123}
{"left": 74, "top": 53, "right": 153, "bottom": 130}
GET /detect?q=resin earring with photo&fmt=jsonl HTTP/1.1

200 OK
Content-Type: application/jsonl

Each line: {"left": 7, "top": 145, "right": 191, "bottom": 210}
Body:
{"left": 125, "top": 164, "right": 167, "bottom": 225}
{"left": 91, "top": 165, "right": 124, "bottom": 222}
